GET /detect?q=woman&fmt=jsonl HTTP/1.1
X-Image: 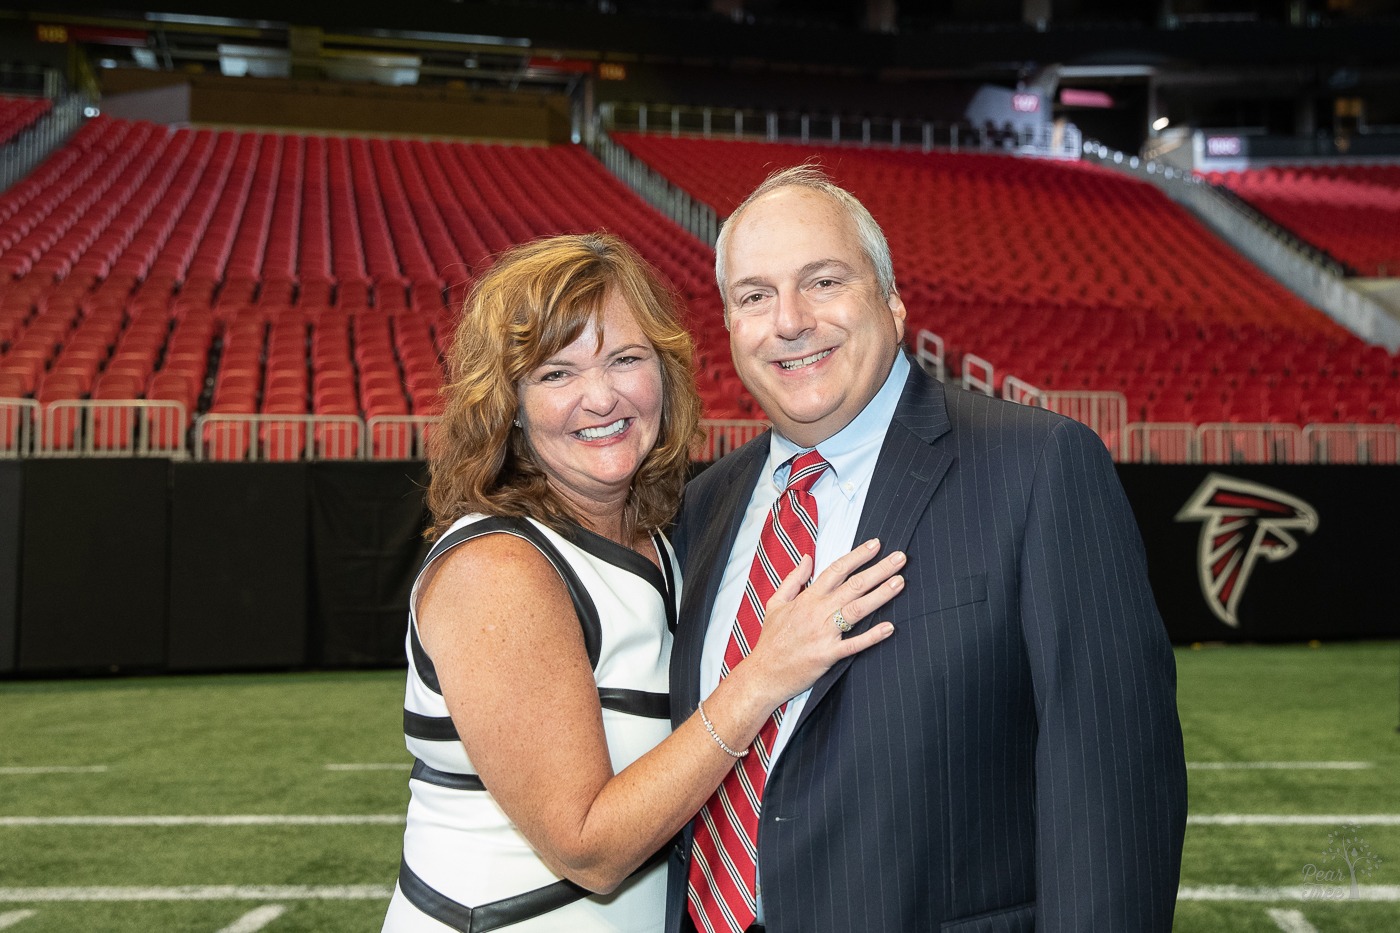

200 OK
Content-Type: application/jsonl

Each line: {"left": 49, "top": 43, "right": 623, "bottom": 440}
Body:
{"left": 384, "top": 234, "right": 905, "bottom": 931}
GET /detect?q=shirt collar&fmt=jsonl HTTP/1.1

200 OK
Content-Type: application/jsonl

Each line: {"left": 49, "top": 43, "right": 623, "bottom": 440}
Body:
{"left": 766, "top": 351, "right": 910, "bottom": 498}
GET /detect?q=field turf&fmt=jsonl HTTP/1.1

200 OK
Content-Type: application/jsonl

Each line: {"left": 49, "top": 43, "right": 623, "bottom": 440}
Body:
{"left": 2, "top": 642, "right": 1399, "bottom": 931}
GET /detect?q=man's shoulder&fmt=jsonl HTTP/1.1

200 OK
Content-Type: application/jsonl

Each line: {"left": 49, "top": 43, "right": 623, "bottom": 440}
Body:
{"left": 938, "top": 379, "right": 1086, "bottom": 448}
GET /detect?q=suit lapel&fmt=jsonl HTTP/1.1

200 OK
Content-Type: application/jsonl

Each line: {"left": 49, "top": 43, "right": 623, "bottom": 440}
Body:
{"left": 674, "top": 439, "right": 767, "bottom": 715}
{"left": 790, "top": 363, "right": 955, "bottom": 737}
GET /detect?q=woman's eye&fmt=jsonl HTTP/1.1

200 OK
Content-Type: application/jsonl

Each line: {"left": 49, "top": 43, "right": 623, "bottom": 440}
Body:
{"left": 540, "top": 370, "right": 568, "bottom": 382}
{"left": 614, "top": 355, "right": 641, "bottom": 366}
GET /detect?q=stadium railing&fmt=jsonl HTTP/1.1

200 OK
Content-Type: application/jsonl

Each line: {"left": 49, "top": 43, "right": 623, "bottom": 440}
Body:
{"left": 1, "top": 397, "right": 38, "bottom": 458}
{"left": 910, "top": 329, "right": 1399, "bottom": 465}
{"left": 193, "top": 413, "right": 363, "bottom": 462}
{"left": 3, "top": 396, "right": 1395, "bottom": 466}
{"left": 914, "top": 330, "right": 946, "bottom": 383}
{"left": 0, "top": 91, "right": 89, "bottom": 193}
{"left": 591, "top": 130, "right": 719, "bottom": 246}
{"left": 696, "top": 419, "right": 770, "bottom": 461}
{"left": 32, "top": 399, "right": 187, "bottom": 459}
{"left": 1302, "top": 423, "right": 1400, "bottom": 466}
{"left": 1081, "top": 141, "right": 1400, "bottom": 354}
{"left": 599, "top": 102, "right": 1082, "bottom": 160}
{"left": 366, "top": 414, "right": 436, "bottom": 461}
{"left": 1124, "top": 423, "right": 1198, "bottom": 465}
{"left": 1197, "top": 422, "right": 1304, "bottom": 465}
{"left": 960, "top": 352, "right": 995, "bottom": 396}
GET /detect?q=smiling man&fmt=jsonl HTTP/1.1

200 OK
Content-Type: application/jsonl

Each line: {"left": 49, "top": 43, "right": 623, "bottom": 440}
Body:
{"left": 667, "top": 166, "right": 1187, "bottom": 933}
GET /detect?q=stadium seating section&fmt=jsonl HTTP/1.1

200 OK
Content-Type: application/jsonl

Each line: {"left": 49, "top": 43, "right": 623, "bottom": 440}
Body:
{"left": 2, "top": 117, "right": 1397, "bottom": 449}
{"left": 618, "top": 134, "right": 1399, "bottom": 424}
{"left": 1205, "top": 164, "right": 1400, "bottom": 278}
{"left": 0, "top": 118, "right": 718, "bottom": 448}
{"left": 0, "top": 95, "right": 51, "bottom": 147}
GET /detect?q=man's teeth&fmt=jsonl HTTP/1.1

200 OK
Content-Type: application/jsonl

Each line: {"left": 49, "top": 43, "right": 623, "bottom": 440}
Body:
{"left": 779, "top": 349, "right": 833, "bottom": 370}
{"left": 575, "top": 419, "right": 628, "bottom": 440}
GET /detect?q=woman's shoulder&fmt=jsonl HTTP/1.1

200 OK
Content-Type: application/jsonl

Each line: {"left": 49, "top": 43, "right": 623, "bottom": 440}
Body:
{"left": 420, "top": 514, "right": 571, "bottom": 605}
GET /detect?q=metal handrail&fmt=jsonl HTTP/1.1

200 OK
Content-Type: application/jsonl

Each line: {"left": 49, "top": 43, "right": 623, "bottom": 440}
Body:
{"left": 598, "top": 102, "right": 1082, "bottom": 160}
{"left": 0, "top": 91, "right": 90, "bottom": 192}
{"left": 696, "top": 418, "right": 769, "bottom": 462}
{"left": 193, "top": 412, "right": 364, "bottom": 461}
{"left": 36, "top": 399, "right": 188, "bottom": 458}
{"left": 590, "top": 130, "right": 719, "bottom": 246}
{"left": 366, "top": 414, "right": 437, "bottom": 461}
{"left": 0, "top": 397, "right": 38, "bottom": 458}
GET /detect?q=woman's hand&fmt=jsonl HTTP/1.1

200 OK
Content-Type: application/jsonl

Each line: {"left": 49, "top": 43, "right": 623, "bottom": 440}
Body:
{"left": 738, "top": 539, "right": 904, "bottom": 707}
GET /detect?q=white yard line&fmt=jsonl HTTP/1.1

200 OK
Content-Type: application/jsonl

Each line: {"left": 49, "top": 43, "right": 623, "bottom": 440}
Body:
{"left": 0, "top": 767, "right": 109, "bottom": 776}
{"left": 1187, "top": 761, "right": 1373, "bottom": 770}
{"left": 1266, "top": 909, "right": 1320, "bottom": 933}
{"left": 0, "top": 886, "right": 391, "bottom": 902}
{"left": 0, "top": 815, "right": 403, "bottom": 827}
{"left": 1189, "top": 814, "right": 1400, "bottom": 826}
{"left": 1179, "top": 885, "right": 1400, "bottom": 901}
{"left": 0, "top": 911, "right": 37, "bottom": 929}
{"left": 215, "top": 905, "right": 287, "bottom": 932}
{"left": 323, "top": 764, "right": 410, "bottom": 772}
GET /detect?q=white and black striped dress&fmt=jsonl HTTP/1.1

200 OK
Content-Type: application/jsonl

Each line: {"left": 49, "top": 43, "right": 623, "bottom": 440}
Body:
{"left": 383, "top": 513, "right": 680, "bottom": 933}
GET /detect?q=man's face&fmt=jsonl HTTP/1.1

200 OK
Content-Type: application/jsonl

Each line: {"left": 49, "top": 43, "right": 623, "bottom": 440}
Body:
{"left": 722, "top": 187, "right": 906, "bottom": 449}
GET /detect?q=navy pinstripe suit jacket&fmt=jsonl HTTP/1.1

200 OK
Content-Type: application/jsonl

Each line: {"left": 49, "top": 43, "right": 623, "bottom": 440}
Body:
{"left": 667, "top": 360, "right": 1187, "bottom": 932}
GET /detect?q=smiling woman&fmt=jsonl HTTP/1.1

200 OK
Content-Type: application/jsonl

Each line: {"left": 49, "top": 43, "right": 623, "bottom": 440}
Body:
{"left": 427, "top": 233, "right": 700, "bottom": 542}
{"left": 384, "top": 233, "right": 904, "bottom": 932}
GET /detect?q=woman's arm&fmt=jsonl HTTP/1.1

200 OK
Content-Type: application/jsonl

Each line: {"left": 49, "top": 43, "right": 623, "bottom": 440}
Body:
{"left": 417, "top": 533, "right": 903, "bottom": 894}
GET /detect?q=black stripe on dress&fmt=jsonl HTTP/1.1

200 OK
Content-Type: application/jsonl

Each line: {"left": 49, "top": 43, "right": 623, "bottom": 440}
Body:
{"left": 597, "top": 687, "right": 671, "bottom": 720}
{"left": 404, "top": 710, "right": 459, "bottom": 742}
{"left": 410, "top": 758, "right": 486, "bottom": 792}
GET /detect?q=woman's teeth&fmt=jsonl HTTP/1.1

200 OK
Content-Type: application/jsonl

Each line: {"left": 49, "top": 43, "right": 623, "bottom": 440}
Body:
{"left": 575, "top": 419, "right": 628, "bottom": 440}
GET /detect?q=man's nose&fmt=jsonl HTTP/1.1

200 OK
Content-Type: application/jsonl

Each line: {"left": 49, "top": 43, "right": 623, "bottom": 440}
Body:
{"left": 772, "top": 289, "right": 816, "bottom": 340}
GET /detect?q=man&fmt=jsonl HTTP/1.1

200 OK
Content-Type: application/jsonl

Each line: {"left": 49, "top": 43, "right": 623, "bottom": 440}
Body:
{"left": 668, "top": 166, "right": 1187, "bottom": 933}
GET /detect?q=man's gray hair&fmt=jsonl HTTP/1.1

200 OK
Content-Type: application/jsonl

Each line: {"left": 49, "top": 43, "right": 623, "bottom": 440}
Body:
{"left": 714, "top": 164, "right": 896, "bottom": 316}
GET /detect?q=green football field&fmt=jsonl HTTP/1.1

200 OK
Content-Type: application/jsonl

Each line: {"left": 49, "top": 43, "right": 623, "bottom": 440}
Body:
{"left": 2, "top": 642, "right": 1398, "bottom": 932}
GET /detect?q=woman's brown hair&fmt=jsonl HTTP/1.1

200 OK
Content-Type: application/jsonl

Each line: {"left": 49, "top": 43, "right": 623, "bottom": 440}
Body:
{"left": 426, "top": 233, "right": 701, "bottom": 539}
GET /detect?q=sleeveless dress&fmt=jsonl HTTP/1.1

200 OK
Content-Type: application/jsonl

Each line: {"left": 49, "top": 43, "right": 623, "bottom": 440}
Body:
{"left": 383, "top": 513, "right": 680, "bottom": 933}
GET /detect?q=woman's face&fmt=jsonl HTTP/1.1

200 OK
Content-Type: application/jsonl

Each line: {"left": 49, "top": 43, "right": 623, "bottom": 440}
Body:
{"left": 517, "top": 291, "right": 665, "bottom": 513}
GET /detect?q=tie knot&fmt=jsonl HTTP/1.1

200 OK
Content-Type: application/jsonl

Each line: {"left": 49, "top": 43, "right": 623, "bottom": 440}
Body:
{"left": 785, "top": 450, "right": 828, "bottom": 494}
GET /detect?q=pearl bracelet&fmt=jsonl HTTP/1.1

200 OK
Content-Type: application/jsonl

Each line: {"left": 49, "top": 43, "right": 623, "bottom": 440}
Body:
{"left": 697, "top": 700, "right": 749, "bottom": 759}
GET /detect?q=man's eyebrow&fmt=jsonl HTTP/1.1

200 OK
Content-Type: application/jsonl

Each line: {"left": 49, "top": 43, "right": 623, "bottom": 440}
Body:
{"left": 798, "top": 259, "right": 858, "bottom": 278}
{"left": 728, "top": 259, "right": 858, "bottom": 293}
{"left": 729, "top": 274, "right": 769, "bottom": 293}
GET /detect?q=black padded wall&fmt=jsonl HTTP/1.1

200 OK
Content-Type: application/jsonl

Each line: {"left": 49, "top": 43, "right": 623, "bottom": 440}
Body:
{"left": 308, "top": 462, "right": 430, "bottom": 667}
{"left": 168, "top": 463, "right": 308, "bottom": 671}
{"left": 17, "top": 459, "right": 169, "bottom": 672}
{"left": 0, "top": 460, "right": 21, "bottom": 673}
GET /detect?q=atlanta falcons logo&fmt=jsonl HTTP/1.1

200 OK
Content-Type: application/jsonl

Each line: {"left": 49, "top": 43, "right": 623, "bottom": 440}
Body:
{"left": 1175, "top": 474, "right": 1319, "bottom": 628}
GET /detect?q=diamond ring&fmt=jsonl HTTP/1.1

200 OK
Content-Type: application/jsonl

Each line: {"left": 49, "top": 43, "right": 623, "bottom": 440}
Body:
{"left": 833, "top": 608, "right": 854, "bottom": 634}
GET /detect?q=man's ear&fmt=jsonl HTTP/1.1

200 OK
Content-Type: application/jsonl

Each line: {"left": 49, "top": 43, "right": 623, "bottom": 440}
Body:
{"left": 888, "top": 286, "right": 907, "bottom": 342}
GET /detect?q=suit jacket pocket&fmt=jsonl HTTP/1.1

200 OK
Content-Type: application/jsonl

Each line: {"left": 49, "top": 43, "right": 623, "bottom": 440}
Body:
{"left": 940, "top": 900, "right": 1034, "bottom": 932}
{"left": 911, "top": 572, "right": 987, "bottom": 618}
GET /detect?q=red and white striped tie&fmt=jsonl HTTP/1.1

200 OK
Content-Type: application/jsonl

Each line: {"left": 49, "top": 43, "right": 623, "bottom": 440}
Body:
{"left": 688, "top": 450, "right": 829, "bottom": 933}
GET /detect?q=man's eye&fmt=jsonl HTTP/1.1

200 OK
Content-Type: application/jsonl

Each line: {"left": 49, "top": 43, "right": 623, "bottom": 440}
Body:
{"left": 813, "top": 278, "right": 838, "bottom": 288}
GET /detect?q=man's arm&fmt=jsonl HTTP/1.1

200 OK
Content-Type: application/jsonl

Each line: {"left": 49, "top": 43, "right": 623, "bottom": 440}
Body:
{"left": 1019, "top": 417, "right": 1187, "bottom": 931}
